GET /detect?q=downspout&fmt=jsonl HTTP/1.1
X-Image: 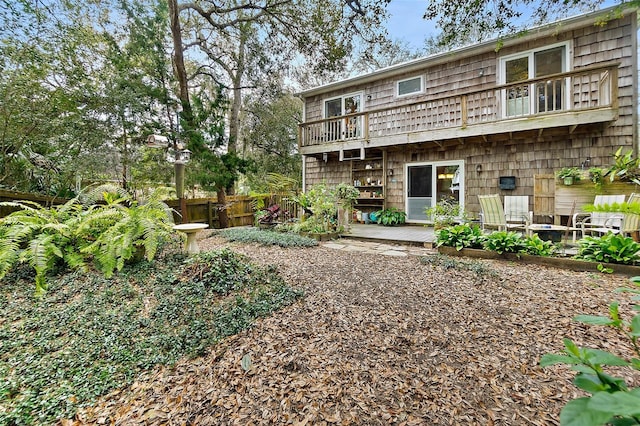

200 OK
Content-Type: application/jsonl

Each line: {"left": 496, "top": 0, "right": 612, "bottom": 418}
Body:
{"left": 301, "top": 155, "right": 306, "bottom": 193}
{"left": 633, "top": 11, "right": 638, "bottom": 157}
{"left": 301, "top": 99, "right": 307, "bottom": 192}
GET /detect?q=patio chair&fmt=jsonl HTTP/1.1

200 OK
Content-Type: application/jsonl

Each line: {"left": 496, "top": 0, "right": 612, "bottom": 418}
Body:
{"left": 478, "top": 194, "right": 528, "bottom": 231}
{"left": 504, "top": 195, "right": 533, "bottom": 227}
{"left": 581, "top": 212, "right": 640, "bottom": 238}
{"left": 575, "top": 194, "right": 626, "bottom": 236}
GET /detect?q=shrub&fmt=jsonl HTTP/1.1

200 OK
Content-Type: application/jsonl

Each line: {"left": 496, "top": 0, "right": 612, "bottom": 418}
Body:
{"left": 435, "top": 224, "right": 486, "bottom": 250}
{"left": 522, "top": 233, "right": 557, "bottom": 256}
{"left": 575, "top": 233, "right": 640, "bottom": 265}
{"left": 425, "top": 196, "right": 466, "bottom": 228}
{"left": 540, "top": 276, "right": 640, "bottom": 426}
{"left": 291, "top": 183, "right": 338, "bottom": 233}
{"left": 0, "top": 186, "right": 179, "bottom": 295}
{"left": 483, "top": 230, "right": 527, "bottom": 254}
{"left": 375, "top": 207, "right": 407, "bottom": 226}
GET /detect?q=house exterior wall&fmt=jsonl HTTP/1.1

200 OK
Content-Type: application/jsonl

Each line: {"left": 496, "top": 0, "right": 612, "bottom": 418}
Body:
{"left": 302, "top": 11, "right": 637, "bottom": 221}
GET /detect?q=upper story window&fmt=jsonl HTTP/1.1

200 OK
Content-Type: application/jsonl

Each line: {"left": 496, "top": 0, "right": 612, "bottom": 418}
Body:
{"left": 323, "top": 92, "right": 363, "bottom": 141}
{"left": 499, "top": 42, "right": 571, "bottom": 117}
{"left": 397, "top": 76, "right": 424, "bottom": 97}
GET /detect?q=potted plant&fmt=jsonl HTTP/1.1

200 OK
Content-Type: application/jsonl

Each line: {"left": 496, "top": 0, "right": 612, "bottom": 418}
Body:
{"left": 374, "top": 207, "right": 407, "bottom": 226}
{"left": 588, "top": 167, "right": 605, "bottom": 190}
{"left": 334, "top": 183, "right": 360, "bottom": 231}
{"left": 557, "top": 167, "right": 582, "bottom": 185}
{"left": 424, "top": 196, "right": 466, "bottom": 229}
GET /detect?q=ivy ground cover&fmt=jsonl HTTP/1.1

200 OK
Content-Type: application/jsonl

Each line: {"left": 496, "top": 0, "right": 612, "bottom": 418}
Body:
{"left": 0, "top": 249, "right": 301, "bottom": 424}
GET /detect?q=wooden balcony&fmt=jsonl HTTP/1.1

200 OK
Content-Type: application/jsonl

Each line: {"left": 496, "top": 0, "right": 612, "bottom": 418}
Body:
{"left": 299, "top": 63, "right": 619, "bottom": 156}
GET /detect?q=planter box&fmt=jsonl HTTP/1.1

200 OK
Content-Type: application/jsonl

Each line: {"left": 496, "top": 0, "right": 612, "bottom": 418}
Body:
{"left": 437, "top": 246, "right": 640, "bottom": 276}
{"left": 301, "top": 232, "right": 339, "bottom": 241}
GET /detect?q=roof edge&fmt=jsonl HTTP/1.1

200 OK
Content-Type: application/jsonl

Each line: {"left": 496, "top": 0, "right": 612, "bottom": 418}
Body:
{"left": 299, "top": 3, "right": 636, "bottom": 98}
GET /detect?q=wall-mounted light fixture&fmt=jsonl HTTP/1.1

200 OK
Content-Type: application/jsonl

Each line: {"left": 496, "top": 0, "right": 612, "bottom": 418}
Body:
{"left": 476, "top": 164, "right": 483, "bottom": 174}
{"left": 366, "top": 94, "right": 372, "bottom": 101}
{"left": 322, "top": 152, "right": 328, "bottom": 163}
{"left": 478, "top": 68, "right": 485, "bottom": 77}
{"left": 387, "top": 169, "right": 393, "bottom": 176}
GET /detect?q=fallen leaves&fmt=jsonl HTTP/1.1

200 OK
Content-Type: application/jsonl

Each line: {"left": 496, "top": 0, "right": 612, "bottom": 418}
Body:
{"left": 74, "top": 237, "right": 640, "bottom": 425}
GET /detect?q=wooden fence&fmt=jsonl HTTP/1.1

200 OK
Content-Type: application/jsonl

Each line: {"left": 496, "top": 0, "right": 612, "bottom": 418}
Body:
{"left": 0, "top": 189, "right": 298, "bottom": 229}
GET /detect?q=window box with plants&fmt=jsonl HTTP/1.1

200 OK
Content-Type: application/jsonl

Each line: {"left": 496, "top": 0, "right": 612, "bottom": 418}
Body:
{"left": 556, "top": 167, "right": 583, "bottom": 185}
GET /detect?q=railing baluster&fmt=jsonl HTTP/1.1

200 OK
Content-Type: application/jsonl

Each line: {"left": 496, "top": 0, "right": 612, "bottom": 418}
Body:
{"left": 298, "top": 63, "right": 619, "bottom": 148}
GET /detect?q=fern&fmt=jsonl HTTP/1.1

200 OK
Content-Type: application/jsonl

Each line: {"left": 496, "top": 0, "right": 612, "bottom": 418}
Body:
{"left": 0, "top": 187, "right": 179, "bottom": 294}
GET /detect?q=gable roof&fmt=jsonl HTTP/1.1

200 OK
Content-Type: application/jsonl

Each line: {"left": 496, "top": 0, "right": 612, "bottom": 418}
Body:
{"left": 299, "top": 4, "right": 634, "bottom": 98}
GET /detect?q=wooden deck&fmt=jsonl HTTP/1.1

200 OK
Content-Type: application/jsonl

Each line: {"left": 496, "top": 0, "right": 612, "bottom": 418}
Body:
{"left": 342, "top": 223, "right": 436, "bottom": 246}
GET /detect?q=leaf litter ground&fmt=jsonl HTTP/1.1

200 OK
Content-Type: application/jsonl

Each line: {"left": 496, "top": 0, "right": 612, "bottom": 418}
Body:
{"left": 76, "top": 236, "right": 640, "bottom": 425}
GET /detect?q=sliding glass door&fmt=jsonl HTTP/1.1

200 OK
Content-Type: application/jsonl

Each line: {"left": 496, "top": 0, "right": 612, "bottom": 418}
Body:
{"left": 406, "top": 161, "right": 463, "bottom": 222}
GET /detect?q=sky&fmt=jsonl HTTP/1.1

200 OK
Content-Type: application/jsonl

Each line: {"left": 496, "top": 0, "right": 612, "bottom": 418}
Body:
{"left": 384, "top": 0, "right": 623, "bottom": 51}
{"left": 385, "top": 0, "right": 435, "bottom": 50}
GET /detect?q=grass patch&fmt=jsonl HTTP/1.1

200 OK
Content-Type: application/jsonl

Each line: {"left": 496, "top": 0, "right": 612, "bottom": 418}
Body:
{"left": 218, "top": 227, "right": 319, "bottom": 248}
{"left": 0, "top": 249, "right": 302, "bottom": 425}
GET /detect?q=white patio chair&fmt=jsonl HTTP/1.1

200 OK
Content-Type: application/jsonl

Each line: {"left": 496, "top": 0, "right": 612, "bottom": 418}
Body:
{"left": 478, "top": 194, "right": 527, "bottom": 232}
{"left": 504, "top": 195, "right": 533, "bottom": 227}
{"left": 575, "top": 194, "right": 626, "bottom": 236}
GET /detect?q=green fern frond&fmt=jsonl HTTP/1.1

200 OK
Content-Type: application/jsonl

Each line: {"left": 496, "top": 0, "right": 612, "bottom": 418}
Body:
{"left": 80, "top": 183, "right": 130, "bottom": 205}
{"left": 0, "top": 241, "right": 21, "bottom": 279}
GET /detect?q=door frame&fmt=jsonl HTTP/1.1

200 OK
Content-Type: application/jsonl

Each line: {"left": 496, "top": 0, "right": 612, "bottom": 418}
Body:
{"left": 404, "top": 160, "right": 465, "bottom": 223}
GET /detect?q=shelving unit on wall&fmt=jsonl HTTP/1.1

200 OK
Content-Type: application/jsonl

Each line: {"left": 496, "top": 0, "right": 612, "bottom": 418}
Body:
{"left": 350, "top": 148, "right": 386, "bottom": 216}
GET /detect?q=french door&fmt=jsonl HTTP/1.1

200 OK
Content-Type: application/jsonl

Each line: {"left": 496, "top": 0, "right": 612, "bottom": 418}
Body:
{"left": 405, "top": 161, "right": 464, "bottom": 222}
{"left": 502, "top": 43, "right": 569, "bottom": 117}
{"left": 324, "top": 93, "right": 363, "bottom": 141}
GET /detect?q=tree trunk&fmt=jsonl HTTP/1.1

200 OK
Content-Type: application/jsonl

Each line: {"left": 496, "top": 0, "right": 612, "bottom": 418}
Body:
{"left": 217, "top": 188, "right": 229, "bottom": 228}
{"left": 168, "top": 0, "right": 193, "bottom": 129}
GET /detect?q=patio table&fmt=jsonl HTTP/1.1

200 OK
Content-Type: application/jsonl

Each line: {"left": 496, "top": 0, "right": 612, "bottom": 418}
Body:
{"left": 526, "top": 224, "right": 580, "bottom": 243}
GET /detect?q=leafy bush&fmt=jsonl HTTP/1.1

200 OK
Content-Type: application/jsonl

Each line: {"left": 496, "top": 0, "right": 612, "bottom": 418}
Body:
{"left": 576, "top": 233, "right": 640, "bottom": 265}
{"left": 522, "top": 233, "right": 557, "bottom": 256}
{"left": 435, "top": 224, "right": 486, "bottom": 250}
{"left": 425, "top": 196, "right": 466, "bottom": 228}
{"left": 540, "top": 276, "right": 640, "bottom": 426}
{"left": 0, "top": 249, "right": 302, "bottom": 424}
{"left": 483, "top": 231, "right": 527, "bottom": 254}
{"left": 0, "top": 186, "right": 179, "bottom": 294}
{"left": 0, "top": 198, "right": 86, "bottom": 295}
{"left": 375, "top": 207, "right": 407, "bottom": 226}
{"left": 218, "top": 227, "right": 318, "bottom": 247}
{"left": 291, "top": 183, "right": 338, "bottom": 233}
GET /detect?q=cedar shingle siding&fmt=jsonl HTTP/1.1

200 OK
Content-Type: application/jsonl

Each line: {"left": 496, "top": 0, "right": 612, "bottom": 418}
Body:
{"left": 300, "top": 8, "right": 637, "bottom": 222}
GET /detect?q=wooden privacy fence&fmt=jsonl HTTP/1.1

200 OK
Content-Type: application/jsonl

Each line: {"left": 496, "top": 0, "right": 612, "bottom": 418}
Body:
{"left": 164, "top": 194, "right": 300, "bottom": 228}
{"left": 0, "top": 189, "right": 70, "bottom": 217}
{"left": 0, "top": 189, "right": 298, "bottom": 229}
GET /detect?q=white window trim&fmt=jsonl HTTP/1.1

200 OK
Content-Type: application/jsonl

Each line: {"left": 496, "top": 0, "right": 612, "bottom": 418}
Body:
{"left": 322, "top": 92, "right": 365, "bottom": 118}
{"left": 404, "top": 160, "right": 465, "bottom": 224}
{"left": 396, "top": 75, "right": 424, "bottom": 98}
{"left": 498, "top": 41, "right": 573, "bottom": 119}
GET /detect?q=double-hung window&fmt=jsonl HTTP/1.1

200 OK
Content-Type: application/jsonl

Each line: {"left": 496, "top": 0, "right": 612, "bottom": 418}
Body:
{"left": 500, "top": 42, "right": 571, "bottom": 118}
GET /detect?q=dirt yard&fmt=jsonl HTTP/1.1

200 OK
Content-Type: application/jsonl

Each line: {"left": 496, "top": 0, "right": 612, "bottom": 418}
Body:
{"left": 77, "top": 236, "right": 640, "bottom": 425}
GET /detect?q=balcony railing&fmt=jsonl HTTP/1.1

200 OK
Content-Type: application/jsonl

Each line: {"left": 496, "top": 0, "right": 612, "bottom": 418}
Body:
{"left": 299, "top": 62, "right": 619, "bottom": 149}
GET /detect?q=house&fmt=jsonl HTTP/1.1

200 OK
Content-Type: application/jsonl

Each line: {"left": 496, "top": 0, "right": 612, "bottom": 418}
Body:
{"left": 297, "top": 5, "right": 638, "bottom": 224}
